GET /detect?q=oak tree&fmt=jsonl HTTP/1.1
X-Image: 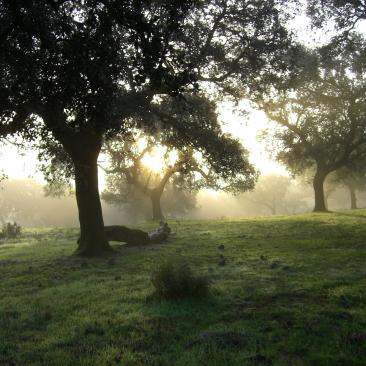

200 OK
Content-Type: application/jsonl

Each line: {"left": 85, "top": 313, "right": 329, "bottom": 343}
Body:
{"left": 259, "top": 42, "right": 366, "bottom": 211}
{"left": 0, "top": 0, "right": 293, "bottom": 255}
{"left": 102, "top": 95, "right": 257, "bottom": 220}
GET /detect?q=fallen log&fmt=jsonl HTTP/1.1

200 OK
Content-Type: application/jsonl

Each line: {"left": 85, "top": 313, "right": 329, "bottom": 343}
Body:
{"left": 104, "top": 225, "right": 150, "bottom": 245}
{"left": 81, "top": 222, "right": 171, "bottom": 246}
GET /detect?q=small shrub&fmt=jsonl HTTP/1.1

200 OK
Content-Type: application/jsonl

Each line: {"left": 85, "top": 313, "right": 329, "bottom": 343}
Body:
{"left": 1, "top": 222, "right": 21, "bottom": 239}
{"left": 151, "top": 261, "right": 209, "bottom": 299}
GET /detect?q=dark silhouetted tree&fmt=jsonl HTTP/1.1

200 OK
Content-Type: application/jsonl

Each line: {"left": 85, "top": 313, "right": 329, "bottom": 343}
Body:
{"left": 0, "top": 0, "right": 294, "bottom": 255}
{"left": 308, "top": 0, "right": 366, "bottom": 35}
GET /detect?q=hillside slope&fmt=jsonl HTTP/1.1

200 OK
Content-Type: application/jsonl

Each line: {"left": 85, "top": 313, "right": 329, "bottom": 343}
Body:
{"left": 1, "top": 211, "right": 366, "bottom": 365}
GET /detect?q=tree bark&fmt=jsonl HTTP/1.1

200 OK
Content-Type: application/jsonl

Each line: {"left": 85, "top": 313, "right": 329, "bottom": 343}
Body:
{"left": 69, "top": 138, "right": 111, "bottom": 256}
{"left": 313, "top": 168, "right": 329, "bottom": 212}
{"left": 349, "top": 185, "right": 357, "bottom": 210}
{"left": 151, "top": 190, "right": 164, "bottom": 221}
{"left": 43, "top": 106, "right": 111, "bottom": 256}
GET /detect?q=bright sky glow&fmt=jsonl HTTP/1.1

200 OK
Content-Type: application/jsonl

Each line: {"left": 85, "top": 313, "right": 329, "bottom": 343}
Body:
{"left": 138, "top": 141, "right": 179, "bottom": 174}
{"left": 0, "top": 144, "right": 44, "bottom": 182}
{"left": 140, "top": 145, "right": 168, "bottom": 173}
{"left": 218, "top": 101, "right": 288, "bottom": 176}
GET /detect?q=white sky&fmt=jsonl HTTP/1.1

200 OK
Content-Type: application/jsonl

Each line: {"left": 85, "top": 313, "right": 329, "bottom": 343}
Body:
{"left": 0, "top": 143, "right": 43, "bottom": 181}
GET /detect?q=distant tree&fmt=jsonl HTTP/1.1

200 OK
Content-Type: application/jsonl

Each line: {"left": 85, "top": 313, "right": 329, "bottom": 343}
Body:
{"left": 103, "top": 177, "right": 197, "bottom": 222}
{"left": 0, "top": 178, "right": 78, "bottom": 226}
{"left": 102, "top": 136, "right": 251, "bottom": 221}
{"left": 102, "top": 95, "right": 256, "bottom": 220}
{"left": 0, "top": 179, "right": 38, "bottom": 224}
{"left": 0, "top": 1, "right": 294, "bottom": 255}
{"left": 242, "top": 174, "right": 291, "bottom": 215}
{"left": 328, "top": 165, "right": 366, "bottom": 210}
{"left": 102, "top": 137, "right": 201, "bottom": 221}
{"left": 258, "top": 41, "right": 366, "bottom": 212}
{"left": 240, "top": 174, "right": 309, "bottom": 215}
{"left": 162, "top": 183, "right": 197, "bottom": 218}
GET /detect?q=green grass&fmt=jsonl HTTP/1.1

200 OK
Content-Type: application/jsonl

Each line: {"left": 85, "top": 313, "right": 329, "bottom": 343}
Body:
{"left": 1, "top": 210, "right": 366, "bottom": 366}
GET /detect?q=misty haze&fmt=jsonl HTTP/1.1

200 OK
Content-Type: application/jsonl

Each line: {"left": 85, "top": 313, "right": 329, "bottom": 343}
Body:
{"left": 1, "top": 1, "right": 366, "bottom": 365}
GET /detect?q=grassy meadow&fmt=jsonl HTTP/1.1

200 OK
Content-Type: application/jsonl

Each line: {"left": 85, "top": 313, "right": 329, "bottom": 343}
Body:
{"left": 1, "top": 210, "right": 366, "bottom": 366}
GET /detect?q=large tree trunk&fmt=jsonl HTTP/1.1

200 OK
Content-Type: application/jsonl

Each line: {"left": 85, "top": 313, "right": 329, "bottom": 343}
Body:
{"left": 73, "top": 153, "right": 111, "bottom": 256}
{"left": 313, "top": 168, "right": 328, "bottom": 212}
{"left": 68, "top": 136, "right": 111, "bottom": 256}
{"left": 44, "top": 107, "right": 111, "bottom": 256}
{"left": 151, "top": 190, "right": 164, "bottom": 221}
{"left": 349, "top": 185, "right": 357, "bottom": 209}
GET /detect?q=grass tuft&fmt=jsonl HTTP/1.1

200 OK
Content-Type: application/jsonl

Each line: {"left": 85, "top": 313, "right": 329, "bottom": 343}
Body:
{"left": 151, "top": 260, "right": 209, "bottom": 299}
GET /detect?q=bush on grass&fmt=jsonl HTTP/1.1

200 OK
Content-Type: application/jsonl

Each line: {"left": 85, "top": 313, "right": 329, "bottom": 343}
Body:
{"left": 151, "top": 260, "right": 209, "bottom": 300}
{"left": 0, "top": 222, "right": 21, "bottom": 239}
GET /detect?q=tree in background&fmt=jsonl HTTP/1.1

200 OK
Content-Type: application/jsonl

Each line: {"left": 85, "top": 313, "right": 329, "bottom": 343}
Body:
{"left": 258, "top": 39, "right": 366, "bottom": 212}
{"left": 239, "top": 174, "right": 309, "bottom": 215}
{"left": 103, "top": 176, "right": 198, "bottom": 222}
{"left": 327, "top": 163, "right": 366, "bottom": 210}
{"left": 102, "top": 135, "right": 203, "bottom": 221}
{"left": 102, "top": 95, "right": 257, "bottom": 220}
{"left": 0, "top": 0, "right": 294, "bottom": 256}
{"left": 0, "top": 179, "right": 78, "bottom": 227}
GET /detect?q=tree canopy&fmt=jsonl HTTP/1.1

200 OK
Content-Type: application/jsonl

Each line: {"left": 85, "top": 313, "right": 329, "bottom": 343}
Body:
{"left": 308, "top": 0, "right": 366, "bottom": 34}
{"left": 259, "top": 39, "right": 366, "bottom": 211}
{"left": 102, "top": 94, "right": 257, "bottom": 220}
